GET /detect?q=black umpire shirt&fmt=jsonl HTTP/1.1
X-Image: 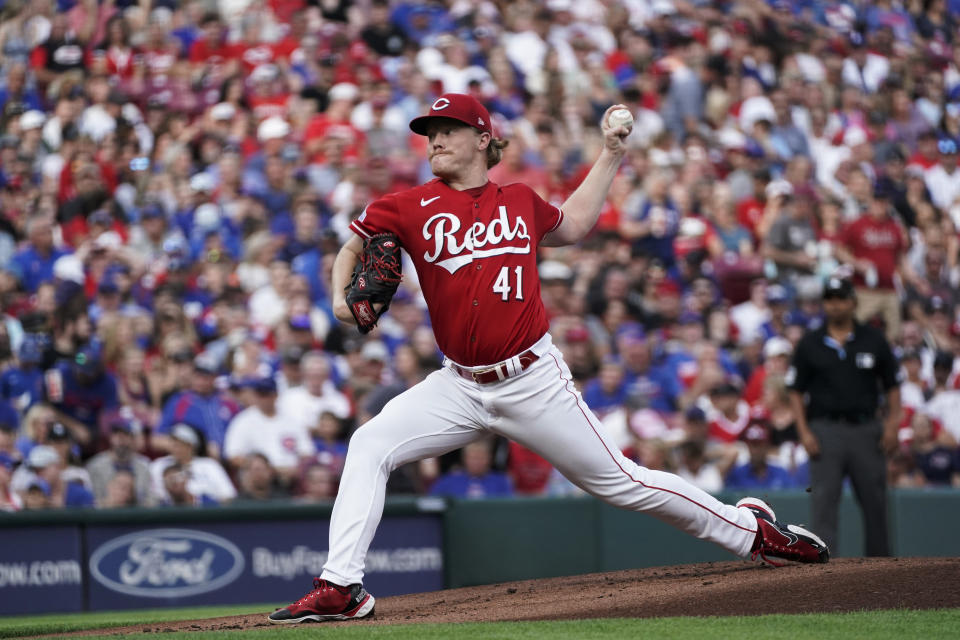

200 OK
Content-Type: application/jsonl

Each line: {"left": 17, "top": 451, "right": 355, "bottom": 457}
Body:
{"left": 786, "top": 322, "right": 899, "bottom": 421}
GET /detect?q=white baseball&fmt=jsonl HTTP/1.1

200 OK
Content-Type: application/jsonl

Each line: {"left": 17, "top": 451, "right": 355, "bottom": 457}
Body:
{"left": 607, "top": 108, "right": 633, "bottom": 130}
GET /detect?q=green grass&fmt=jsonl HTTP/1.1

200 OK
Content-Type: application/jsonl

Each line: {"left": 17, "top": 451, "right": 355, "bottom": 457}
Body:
{"left": 1, "top": 608, "right": 959, "bottom": 639}
{"left": 0, "top": 604, "right": 270, "bottom": 638}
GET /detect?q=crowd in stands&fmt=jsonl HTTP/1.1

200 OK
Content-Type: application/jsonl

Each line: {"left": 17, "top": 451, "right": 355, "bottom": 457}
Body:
{"left": 3, "top": 0, "right": 960, "bottom": 512}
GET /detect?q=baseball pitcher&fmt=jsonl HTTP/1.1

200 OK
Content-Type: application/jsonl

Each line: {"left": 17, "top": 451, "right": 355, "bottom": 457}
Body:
{"left": 268, "top": 94, "right": 829, "bottom": 624}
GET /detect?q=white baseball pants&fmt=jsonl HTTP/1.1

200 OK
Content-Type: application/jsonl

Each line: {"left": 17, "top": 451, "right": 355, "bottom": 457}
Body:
{"left": 320, "top": 334, "right": 759, "bottom": 586}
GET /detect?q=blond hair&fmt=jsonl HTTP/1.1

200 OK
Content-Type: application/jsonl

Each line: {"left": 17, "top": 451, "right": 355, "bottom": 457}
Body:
{"left": 23, "top": 404, "right": 54, "bottom": 442}
{"left": 486, "top": 138, "right": 509, "bottom": 169}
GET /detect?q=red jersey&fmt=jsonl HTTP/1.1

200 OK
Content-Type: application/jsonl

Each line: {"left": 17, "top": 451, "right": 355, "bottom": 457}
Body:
{"left": 841, "top": 215, "right": 905, "bottom": 289}
{"left": 507, "top": 442, "right": 553, "bottom": 495}
{"left": 249, "top": 93, "right": 291, "bottom": 121}
{"left": 737, "top": 198, "right": 764, "bottom": 239}
{"left": 304, "top": 114, "right": 366, "bottom": 163}
{"left": 142, "top": 46, "right": 178, "bottom": 77}
{"left": 707, "top": 400, "right": 751, "bottom": 443}
{"left": 674, "top": 215, "right": 717, "bottom": 260}
{"left": 350, "top": 179, "right": 563, "bottom": 366}
{"left": 188, "top": 40, "right": 235, "bottom": 74}
{"left": 269, "top": 0, "right": 306, "bottom": 24}
{"left": 236, "top": 43, "right": 276, "bottom": 73}
{"left": 87, "top": 46, "right": 140, "bottom": 78}
{"left": 742, "top": 366, "right": 767, "bottom": 406}
{"left": 271, "top": 37, "right": 299, "bottom": 62}
{"left": 907, "top": 152, "right": 937, "bottom": 170}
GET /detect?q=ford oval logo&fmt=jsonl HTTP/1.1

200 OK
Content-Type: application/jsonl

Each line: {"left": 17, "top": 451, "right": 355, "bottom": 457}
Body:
{"left": 89, "top": 529, "right": 245, "bottom": 598}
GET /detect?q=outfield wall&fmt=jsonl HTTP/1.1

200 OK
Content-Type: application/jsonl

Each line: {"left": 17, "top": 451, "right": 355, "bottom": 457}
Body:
{"left": 1, "top": 490, "right": 958, "bottom": 615}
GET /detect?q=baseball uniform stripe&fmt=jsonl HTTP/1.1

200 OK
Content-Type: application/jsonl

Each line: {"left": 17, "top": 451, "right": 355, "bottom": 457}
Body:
{"left": 547, "top": 353, "right": 758, "bottom": 536}
{"left": 548, "top": 206, "right": 564, "bottom": 233}
{"left": 350, "top": 220, "right": 374, "bottom": 239}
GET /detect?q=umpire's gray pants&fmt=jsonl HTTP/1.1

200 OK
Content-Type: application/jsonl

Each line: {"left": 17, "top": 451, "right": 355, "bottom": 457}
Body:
{"left": 809, "top": 418, "right": 889, "bottom": 557}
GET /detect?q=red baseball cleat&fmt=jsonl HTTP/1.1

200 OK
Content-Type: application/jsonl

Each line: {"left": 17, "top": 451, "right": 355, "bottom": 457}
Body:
{"left": 737, "top": 497, "right": 830, "bottom": 567}
{"left": 268, "top": 578, "right": 375, "bottom": 623}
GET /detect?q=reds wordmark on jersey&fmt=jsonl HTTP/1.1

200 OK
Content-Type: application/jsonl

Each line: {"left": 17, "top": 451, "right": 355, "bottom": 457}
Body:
{"left": 350, "top": 179, "right": 563, "bottom": 366}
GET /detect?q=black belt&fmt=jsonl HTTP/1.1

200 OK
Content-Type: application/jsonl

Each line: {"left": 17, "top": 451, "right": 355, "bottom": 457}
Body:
{"left": 449, "top": 351, "right": 539, "bottom": 384}
{"left": 811, "top": 412, "right": 876, "bottom": 424}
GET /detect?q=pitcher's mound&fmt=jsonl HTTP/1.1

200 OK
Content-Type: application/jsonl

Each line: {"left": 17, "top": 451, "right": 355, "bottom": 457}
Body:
{"left": 48, "top": 557, "right": 960, "bottom": 637}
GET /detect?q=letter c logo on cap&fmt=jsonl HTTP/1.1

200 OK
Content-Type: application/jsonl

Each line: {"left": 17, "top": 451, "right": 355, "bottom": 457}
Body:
{"left": 431, "top": 98, "right": 451, "bottom": 111}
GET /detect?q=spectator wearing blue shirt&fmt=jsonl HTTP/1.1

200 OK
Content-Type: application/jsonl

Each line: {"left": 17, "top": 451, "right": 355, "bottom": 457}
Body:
{"left": 617, "top": 325, "right": 680, "bottom": 413}
{"left": 43, "top": 421, "right": 96, "bottom": 506}
{"left": 621, "top": 171, "right": 679, "bottom": 268}
{"left": 582, "top": 356, "right": 629, "bottom": 416}
{"left": 189, "top": 213, "right": 243, "bottom": 265}
{"left": 662, "top": 312, "right": 742, "bottom": 387}
{"left": 9, "top": 216, "right": 69, "bottom": 294}
{"left": 770, "top": 91, "right": 810, "bottom": 159}
{"left": 910, "top": 411, "right": 960, "bottom": 486}
{"left": 758, "top": 284, "right": 793, "bottom": 340}
{"left": 725, "top": 421, "right": 796, "bottom": 490}
{"left": 252, "top": 156, "right": 294, "bottom": 237}
{"left": 429, "top": 439, "right": 512, "bottom": 499}
{"left": 1, "top": 334, "right": 45, "bottom": 411}
{"left": 310, "top": 411, "right": 349, "bottom": 478}
{"left": 0, "top": 64, "right": 44, "bottom": 114}
{"left": 865, "top": 1, "right": 916, "bottom": 44}
{"left": 45, "top": 344, "right": 118, "bottom": 454}
{"left": 155, "top": 354, "right": 235, "bottom": 459}
{"left": 280, "top": 202, "right": 322, "bottom": 262}
{"left": 285, "top": 204, "right": 332, "bottom": 308}
{"left": 390, "top": 2, "right": 457, "bottom": 46}
{"left": 0, "top": 401, "right": 19, "bottom": 464}
{"left": 14, "top": 444, "right": 95, "bottom": 508}
{"left": 169, "top": 11, "right": 200, "bottom": 56}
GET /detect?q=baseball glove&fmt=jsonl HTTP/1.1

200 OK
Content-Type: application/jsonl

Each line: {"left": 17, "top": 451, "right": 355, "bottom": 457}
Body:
{"left": 345, "top": 233, "right": 403, "bottom": 334}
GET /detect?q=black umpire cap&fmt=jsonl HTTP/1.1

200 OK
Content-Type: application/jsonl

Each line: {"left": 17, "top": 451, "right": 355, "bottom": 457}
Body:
{"left": 823, "top": 277, "right": 854, "bottom": 300}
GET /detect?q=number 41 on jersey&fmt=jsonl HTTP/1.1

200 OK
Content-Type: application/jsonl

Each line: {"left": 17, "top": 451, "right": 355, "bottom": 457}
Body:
{"left": 493, "top": 266, "right": 524, "bottom": 301}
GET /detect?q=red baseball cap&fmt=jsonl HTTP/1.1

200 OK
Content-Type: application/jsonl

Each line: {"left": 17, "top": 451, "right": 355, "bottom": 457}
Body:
{"left": 409, "top": 93, "right": 493, "bottom": 136}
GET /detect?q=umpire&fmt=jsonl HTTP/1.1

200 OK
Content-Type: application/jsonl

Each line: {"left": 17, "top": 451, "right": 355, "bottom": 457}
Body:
{"left": 786, "top": 277, "right": 900, "bottom": 556}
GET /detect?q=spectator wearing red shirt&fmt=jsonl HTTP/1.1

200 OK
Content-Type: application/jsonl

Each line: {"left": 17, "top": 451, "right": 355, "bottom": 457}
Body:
{"left": 736, "top": 169, "right": 769, "bottom": 241}
{"left": 188, "top": 13, "right": 237, "bottom": 80}
{"left": 487, "top": 136, "right": 548, "bottom": 195}
{"left": 141, "top": 16, "right": 180, "bottom": 81}
{"left": 269, "top": 0, "right": 307, "bottom": 26}
{"left": 837, "top": 189, "right": 907, "bottom": 341}
{"left": 247, "top": 65, "right": 292, "bottom": 122}
{"left": 538, "top": 145, "right": 573, "bottom": 208}
{"left": 743, "top": 336, "right": 793, "bottom": 406}
{"left": 506, "top": 442, "right": 552, "bottom": 496}
{"left": 271, "top": 9, "right": 308, "bottom": 64}
{"left": 234, "top": 19, "right": 277, "bottom": 75}
{"left": 705, "top": 381, "right": 751, "bottom": 444}
{"left": 303, "top": 83, "right": 366, "bottom": 165}
{"left": 908, "top": 130, "right": 940, "bottom": 170}
{"left": 88, "top": 15, "right": 140, "bottom": 81}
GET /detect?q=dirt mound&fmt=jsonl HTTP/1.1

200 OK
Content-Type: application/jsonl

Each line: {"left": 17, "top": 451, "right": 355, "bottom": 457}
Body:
{"left": 42, "top": 558, "right": 960, "bottom": 637}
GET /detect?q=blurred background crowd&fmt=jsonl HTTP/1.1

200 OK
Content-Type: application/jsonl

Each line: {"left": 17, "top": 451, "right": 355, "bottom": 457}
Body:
{"left": 2, "top": 0, "right": 960, "bottom": 512}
